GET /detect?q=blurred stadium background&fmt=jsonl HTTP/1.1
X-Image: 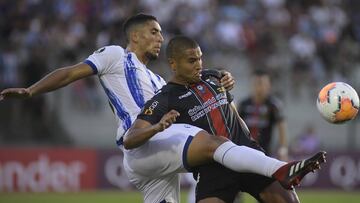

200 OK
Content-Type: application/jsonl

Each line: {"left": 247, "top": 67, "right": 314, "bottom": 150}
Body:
{"left": 0, "top": 0, "right": 359, "bottom": 202}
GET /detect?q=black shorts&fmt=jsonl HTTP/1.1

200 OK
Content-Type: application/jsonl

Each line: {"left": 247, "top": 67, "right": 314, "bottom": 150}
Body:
{"left": 195, "top": 142, "right": 274, "bottom": 203}
{"left": 195, "top": 164, "right": 275, "bottom": 203}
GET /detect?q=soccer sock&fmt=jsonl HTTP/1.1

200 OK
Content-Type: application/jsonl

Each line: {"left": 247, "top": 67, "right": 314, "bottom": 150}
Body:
{"left": 213, "top": 141, "right": 287, "bottom": 177}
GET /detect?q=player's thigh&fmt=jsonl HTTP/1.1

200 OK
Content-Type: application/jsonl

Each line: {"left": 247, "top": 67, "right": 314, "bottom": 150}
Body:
{"left": 124, "top": 123, "right": 203, "bottom": 177}
{"left": 196, "top": 168, "right": 240, "bottom": 203}
{"left": 259, "top": 182, "right": 300, "bottom": 203}
{"left": 187, "top": 131, "right": 228, "bottom": 167}
{"left": 126, "top": 172, "right": 181, "bottom": 203}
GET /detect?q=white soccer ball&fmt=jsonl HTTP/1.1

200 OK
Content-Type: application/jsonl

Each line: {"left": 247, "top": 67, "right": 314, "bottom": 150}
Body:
{"left": 316, "top": 82, "right": 359, "bottom": 124}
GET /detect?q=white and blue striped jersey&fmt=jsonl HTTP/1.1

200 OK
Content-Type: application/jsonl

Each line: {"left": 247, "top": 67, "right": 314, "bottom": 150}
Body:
{"left": 84, "top": 45, "right": 166, "bottom": 145}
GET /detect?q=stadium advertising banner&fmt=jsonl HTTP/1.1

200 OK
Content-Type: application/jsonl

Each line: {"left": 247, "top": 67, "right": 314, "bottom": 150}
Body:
{"left": 297, "top": 151, "right": 360, "bottom": 190}
{"left": 0, "top": 148, "right": 97, "bottom": 192}
{"left": 97, "top": 149, "right": 133, "bottom": 190}
{"left": 0, "top": 149, "right": 359, "bottom": 192}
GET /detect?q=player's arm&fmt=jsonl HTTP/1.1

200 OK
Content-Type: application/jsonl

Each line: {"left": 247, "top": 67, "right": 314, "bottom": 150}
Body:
{"left": 230, "top": 101, "right": 251, "bottom": 136}
{"left": 273, "top": 98, "right": 288, "bottom": 160}
{"left": 277, "top": 120, "right": 288, "bottom": 160}
{"left": 0, "top": 63, "right": 94, "bottom": 100}
{"left": 123, "top": 110, "right": 180, "bottom": 149}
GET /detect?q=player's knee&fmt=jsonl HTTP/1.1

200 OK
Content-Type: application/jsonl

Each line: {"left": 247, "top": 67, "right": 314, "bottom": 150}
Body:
{"left": 260, "top": 182, "right": 300, "bottom": 203}
{"left": 286, "top": 190, "right": 300, "bottom": 203}
{"left": 194, "top": 131, "right": 228, "bottom": 155}
{"left": 260, "top": 192, "right": 299, "bottom": 203}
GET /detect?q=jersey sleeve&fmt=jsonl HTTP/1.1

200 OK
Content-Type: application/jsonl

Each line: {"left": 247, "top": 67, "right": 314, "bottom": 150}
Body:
{"left": 158, "top": 76, "right": 166, "bottom": 86}
{"left": 84, "top": 45, "right": 124, "bottom": 75}
{"left": 137, "top": 92, "right": 169, "bottom": 125}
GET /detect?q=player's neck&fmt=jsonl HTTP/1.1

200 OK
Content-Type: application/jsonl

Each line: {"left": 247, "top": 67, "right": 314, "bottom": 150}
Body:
{"left": 169, "top": 77, "right": 191, "bottom": 87}
{"left": 126, "top": 45, "right": 149, "bottom": 65}
{"left": 253, "top": 95, "right": 266, "bottom": 104}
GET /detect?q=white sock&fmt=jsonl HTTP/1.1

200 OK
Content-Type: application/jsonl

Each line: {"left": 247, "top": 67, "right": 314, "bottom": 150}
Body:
{"left": 213, "top": 141, "right": 286, "bottom": 177}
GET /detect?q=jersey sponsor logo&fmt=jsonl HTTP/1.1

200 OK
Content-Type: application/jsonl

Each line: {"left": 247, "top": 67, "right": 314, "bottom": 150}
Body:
{"left": 179, "top": 91, "right": 192, "bottom": 99}
{"left": 190, "top": 82, "right": 231, "bottom": 138}
{"left": 94, "top": 47, "right": 106, "bottom": 53}
{"left": 188, "top": 95, "right": 228, "bottom": 121}
{"left": 217, "top": 87, "right": 226, "bottom": 92}
{"left": 144, "top": 100, "right": 159, "bottom": 115}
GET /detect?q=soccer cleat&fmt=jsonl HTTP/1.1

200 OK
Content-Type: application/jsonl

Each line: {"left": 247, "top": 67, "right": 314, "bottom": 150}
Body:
{"left": 272, "top": 151, "right": 327, "bottom": 189}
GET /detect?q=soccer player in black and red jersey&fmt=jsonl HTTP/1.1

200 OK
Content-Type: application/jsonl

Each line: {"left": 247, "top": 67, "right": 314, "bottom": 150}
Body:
{"left": 235, "top": 70, "right": 288, "bottom": 203}
{"left": 126, "top": 36, "right": 326, "bottom": 203}
{"left": 238, "top": 69, "right": 288, "bottom": 161}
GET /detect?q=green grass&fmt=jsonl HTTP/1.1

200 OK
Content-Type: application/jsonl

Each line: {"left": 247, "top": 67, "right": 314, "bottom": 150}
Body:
{"left": 0, "top": 190, "right": 359, "bottom": 203}
{"left": 241, "top": 190, "right": 360, "bottom": 203}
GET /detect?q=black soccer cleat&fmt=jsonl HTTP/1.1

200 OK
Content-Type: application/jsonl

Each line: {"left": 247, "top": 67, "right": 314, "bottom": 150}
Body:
{"left": 272, "top": 151, "right": 327, "bottom": 189}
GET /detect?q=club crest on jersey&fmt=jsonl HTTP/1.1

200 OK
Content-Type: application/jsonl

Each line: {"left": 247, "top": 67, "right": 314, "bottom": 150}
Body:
{"left": 179, "top": 91, "right": 192, "bottom": 99}
{"left": 197, "top": 85, "right": 205, "bottom": 94}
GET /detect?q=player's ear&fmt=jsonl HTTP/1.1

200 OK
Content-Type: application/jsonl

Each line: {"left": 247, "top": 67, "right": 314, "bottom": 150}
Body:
{"left": 168, "top": 58, "right": 177, "bottom": 73}
{"left": 130, "top": 30, "right": 140, "bottom": 43}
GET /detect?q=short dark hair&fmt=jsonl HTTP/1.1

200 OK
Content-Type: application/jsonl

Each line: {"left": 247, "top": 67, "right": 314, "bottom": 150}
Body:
{"left": 123, "top": 13, "right": 158, "bottom": 42}
{"left": 166, "top": 36, "right": 199, "bottom": 60}
{"left": 253, "top": 69, "right": 269, "bottom": 77}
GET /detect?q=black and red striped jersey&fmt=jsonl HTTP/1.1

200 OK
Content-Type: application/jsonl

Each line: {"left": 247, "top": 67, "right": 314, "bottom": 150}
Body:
{"left": 237, "top": 96, "right": 284, "bottom": 154}
{"left": 138, "top": 79, "right": 254, "bottom": 147}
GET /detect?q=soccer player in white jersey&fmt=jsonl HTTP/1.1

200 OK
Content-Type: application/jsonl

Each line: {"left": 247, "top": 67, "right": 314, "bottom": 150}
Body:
{"left": 1, "top": 14, "right": 325, "bottom": 203}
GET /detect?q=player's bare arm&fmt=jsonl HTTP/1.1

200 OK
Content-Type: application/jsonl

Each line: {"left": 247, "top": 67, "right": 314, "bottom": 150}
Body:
{"left": 124, "top": 110, "right": 180, "bottom": 149}
{"left": 277, "top": 120, "right": 288, "bottom": 160}
{"left": 0, "top": 63, "right": 94, "bottom": 101}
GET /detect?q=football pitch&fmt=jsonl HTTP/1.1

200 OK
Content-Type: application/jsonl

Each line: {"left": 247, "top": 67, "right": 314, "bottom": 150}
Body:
{"left": 1, "top": 190, "right": 359, "bottom": 203}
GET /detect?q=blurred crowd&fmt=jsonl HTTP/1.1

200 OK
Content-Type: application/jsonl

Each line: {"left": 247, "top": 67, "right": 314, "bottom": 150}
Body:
{"left": 0, "top": 0, "right": 359, "bottom": 145}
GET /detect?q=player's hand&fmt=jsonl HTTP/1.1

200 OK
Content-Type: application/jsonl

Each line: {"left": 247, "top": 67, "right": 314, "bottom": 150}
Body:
{"left": 154, "top": 110, "right": 180, "bottom": 132}
{"left": 220, "top": 71, "right": 235, "bottom": 91}
{"left": 0, "top": 88, "right": 32, "bottom": 101}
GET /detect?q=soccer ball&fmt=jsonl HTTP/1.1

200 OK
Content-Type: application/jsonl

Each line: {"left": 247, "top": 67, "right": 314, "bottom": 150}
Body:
{"left": 317, "top": 82, "right": 359, "bottom": 124}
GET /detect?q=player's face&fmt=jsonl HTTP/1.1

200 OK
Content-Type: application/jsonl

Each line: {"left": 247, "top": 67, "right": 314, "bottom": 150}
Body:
{"left": 174, "top": 47, "right": 203, "bottom": 84}
{"left": 137, "top": 20, "right": 164, "bottom": 60}
{"left": 253, "top": 75, "right": 271, "bottom": 97}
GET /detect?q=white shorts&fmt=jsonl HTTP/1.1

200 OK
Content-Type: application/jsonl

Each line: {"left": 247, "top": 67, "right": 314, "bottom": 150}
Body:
{"left": 122, "top": 123, "right": 203, "bottom": 203}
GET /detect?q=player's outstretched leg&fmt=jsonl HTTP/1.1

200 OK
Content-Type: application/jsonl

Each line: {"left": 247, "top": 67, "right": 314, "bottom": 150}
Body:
{"left": 272, "top": 151, "right": 327, "bottom": 189}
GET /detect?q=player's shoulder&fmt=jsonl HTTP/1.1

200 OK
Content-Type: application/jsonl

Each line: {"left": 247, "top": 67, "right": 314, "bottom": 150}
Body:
{"left": 153, "top": 83, "right": 182, "bottom": 99}
{"left": 93, "top": 45, "right": 125, "bottom": 56}
{"left": 267, "top": 95, "right": 283, "bottom": 108}
{"left": 145, "top": 85, "right": 173, "bottom": 107}
{"left": 155, "top": 84, "right": 172, "bottom": 96}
